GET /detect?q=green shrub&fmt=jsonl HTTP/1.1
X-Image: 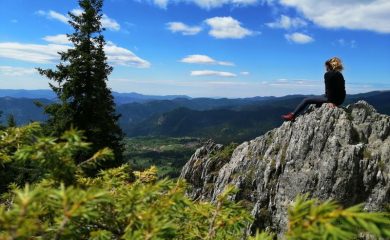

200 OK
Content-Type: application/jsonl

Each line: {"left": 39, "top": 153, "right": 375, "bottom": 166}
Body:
{"left": 0, "top": 123, "right": 252, "bottom": 239}
{"left": 285, "top": 194, "right": 390, "bottom": 239}
{"left": 211, "top": 142, "right": 238, "bottom": 162}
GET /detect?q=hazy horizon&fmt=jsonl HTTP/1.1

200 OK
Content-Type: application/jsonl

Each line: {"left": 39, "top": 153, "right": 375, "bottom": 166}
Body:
{"left": 0, "top": 87, "right": 389, "bottom": 99}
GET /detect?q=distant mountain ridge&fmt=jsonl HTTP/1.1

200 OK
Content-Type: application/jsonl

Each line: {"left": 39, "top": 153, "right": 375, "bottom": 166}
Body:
{"left": 0, "top": 90, "right": 389, "bottom": 143}
{"left": 0, "top": 89, "right": 57, "bottom": 100}
{"left": 0, "top": 97, "right": 51, "bottom": 125}
{"left": 120, "top": 91, "right": 390, "bottom": 142}
{"left": 0, "top": 89, "right": 190, "bottom": 104}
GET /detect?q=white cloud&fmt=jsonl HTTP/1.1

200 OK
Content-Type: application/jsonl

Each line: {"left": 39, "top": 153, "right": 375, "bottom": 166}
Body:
{"left": 193, "top": 0, "right": 258, "bottom": 9}
{"left": 166, "top": 22, "right": 202, "bottom": 35}
{"left": 146, "top": 0, "right": 258, "bottom": 9}
{"left": 180, "top": 54, "right": 234, "bottom": 66}
{"left": 36, "top": 10, "right": 69, "bottom": 24}
{"left": 42, "top": 34, "right": 71, "bottom": 45}
{"left": 105, "top": 41, "right": 151, "bottom": 68}
{"left": 47, "top": 10, "right": 69, "bottom": 24}
{"left": 37, "top": 9, "right": 120, "bottom": 31}
{"left": 70, "top": 9, "right": 83, "bottom": 16}
{"left": 154, "top": 0, "right": 169, "bottom": 8}
{"left": 0, "top": 40, "right": 150, "bottom": 68}
{"left": 284, "top": 32, "right": 314, "bottom": 44}
{"left": 278, "top": 0, "right": 390, "bottom": 33}
{"left": 191, "top": 70, "right": 237, "bottom": 77}
{"left": 0, "top": 42, "right": 69, "bottom": 64}
{"left": 101, "top": 15, "right": 120, "bottom": 31}
{"left": 240, "top": 71, "right": 250, "bottom": 75}
{"left": 0, "top": 66, "right": 36, "bottom": 76}
{"left": 266, "top": 15, "right": 307, "bottom": 29}
{"left": 205, "top": 16, "right": 255, "bottom": 39}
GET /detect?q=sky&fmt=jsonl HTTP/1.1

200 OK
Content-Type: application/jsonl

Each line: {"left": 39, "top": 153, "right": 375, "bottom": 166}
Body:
{"left": 0, "top": 0, "right": 389, "bottom": 98}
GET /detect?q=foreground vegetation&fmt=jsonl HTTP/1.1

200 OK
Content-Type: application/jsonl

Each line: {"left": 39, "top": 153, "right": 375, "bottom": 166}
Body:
{"left": 0, "top": 123, "right": 252, "bottom": 239}
{"left": 0, "top": 123, "right": 389, "bottom": 239}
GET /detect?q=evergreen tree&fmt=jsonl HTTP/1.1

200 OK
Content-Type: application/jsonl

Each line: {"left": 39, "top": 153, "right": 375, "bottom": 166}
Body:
{"left": 37, "top": 0, "right": 124, "bottom": 166}
{"left": 7, "top": 114, "right": 16, "bottom": 127}
{"left": 0, "top": 111, "right": 4, "bottom": 130}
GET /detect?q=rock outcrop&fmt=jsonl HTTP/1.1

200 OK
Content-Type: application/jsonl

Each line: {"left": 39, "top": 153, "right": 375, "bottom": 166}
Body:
{"left": 180, "top": 101, "right": 390, "bottom": 234}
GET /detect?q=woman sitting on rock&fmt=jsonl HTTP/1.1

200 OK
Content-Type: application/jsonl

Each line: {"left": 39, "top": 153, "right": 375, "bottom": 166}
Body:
{"left": 282, "top": 57, "right": 346, "bottom": 121}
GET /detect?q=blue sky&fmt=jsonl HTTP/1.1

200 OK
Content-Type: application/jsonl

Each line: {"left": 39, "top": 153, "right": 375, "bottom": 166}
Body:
{"left": 0, "top": 0, "right": 389, "bottom": 97}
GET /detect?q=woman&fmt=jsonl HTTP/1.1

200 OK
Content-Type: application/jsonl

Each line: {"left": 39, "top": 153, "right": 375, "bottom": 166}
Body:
{"left": 282, "top": 57, "right": 346, "bottom": 121}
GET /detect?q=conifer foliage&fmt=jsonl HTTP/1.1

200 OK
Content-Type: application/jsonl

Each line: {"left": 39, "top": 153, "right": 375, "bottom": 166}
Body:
{"left": 0, "top": 123, "right": 252, "bottom": 239}
{"left": 37, "top": 0, "right": 123, "bottom": 165}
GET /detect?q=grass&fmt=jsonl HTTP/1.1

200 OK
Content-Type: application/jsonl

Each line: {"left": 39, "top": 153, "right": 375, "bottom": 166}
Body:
{"left": 210, "top": 143, "right": 238, "bottom": 162}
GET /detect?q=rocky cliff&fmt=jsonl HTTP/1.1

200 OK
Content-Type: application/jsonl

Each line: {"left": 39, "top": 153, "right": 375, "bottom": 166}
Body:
{"left": 180, "top": 101, "right": 390, "bottom": 234}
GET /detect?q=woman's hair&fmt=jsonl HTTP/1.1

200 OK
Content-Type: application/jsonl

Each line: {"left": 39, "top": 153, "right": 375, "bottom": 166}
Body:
{"left": 325, "top": 57, "right": 344, "bottom": 71}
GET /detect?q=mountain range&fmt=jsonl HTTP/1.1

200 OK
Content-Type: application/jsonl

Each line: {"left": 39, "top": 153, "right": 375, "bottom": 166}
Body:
{"left": 0, "top": 90, "right": 389, "bottom": 143}
{"left": 0, "top": 89, "right": 189, "bottom": 104}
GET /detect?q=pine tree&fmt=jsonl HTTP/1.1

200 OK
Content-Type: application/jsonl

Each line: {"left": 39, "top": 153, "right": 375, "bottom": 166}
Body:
{"left": 37, "top": 0, "right": 124, "bottom": 166}
{"left": 0, "top": 111, "right": 4, "bottom": 130}
{"left": 7, "top": 114, "right": 16, "bottom": 127}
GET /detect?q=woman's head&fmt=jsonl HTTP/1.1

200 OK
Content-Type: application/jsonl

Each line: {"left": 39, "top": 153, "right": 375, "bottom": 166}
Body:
{"left": 325, "top": 57, "right": 344, "bottom": 71}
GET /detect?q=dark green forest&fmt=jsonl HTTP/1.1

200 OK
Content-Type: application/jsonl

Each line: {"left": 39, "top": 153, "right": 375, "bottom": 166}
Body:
{"left": 1, "top": 91, "right": 389, "bottom": 143}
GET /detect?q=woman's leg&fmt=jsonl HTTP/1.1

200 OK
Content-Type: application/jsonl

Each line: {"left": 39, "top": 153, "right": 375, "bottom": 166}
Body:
{"left": 293, "top": 96, "right": 328, "bottom": 116}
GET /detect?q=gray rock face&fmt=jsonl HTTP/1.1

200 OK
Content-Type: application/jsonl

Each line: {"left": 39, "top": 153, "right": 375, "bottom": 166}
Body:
{"left": 180, "top": 101, "right": 390, "bottom": 234}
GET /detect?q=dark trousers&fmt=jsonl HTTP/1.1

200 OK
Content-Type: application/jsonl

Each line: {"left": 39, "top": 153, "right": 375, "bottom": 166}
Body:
{"left": 293, "top": 96, "right": 328, "bottom": 116}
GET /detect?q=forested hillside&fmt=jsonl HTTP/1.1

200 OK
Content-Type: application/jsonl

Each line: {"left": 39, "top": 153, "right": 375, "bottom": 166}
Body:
{"left": 1, "top": 91, "right": 389, "bottom": 143}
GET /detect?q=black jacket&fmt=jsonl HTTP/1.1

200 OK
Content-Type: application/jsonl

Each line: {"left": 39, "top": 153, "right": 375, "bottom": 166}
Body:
{"left": 324, "top": 71, "right": 346, "bottom": 105}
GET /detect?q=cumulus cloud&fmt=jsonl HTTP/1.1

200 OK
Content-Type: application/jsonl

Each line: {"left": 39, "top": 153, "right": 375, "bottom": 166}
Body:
{"left": 146, "top": 0, "right": 258, "bottom": 9}
{"left": 37, "top": 9, "right": 120, "bottom": 31}
{"left": 105, "top": 41, "right": 151, "bottom": 68}
{"left": 192, "top": 0, "right": 258, "bottom": 9}
{"left": 42, "top": 34, "right": 71, "bottom": 45}
{"left": 0, "top": 40, "right": 150, "bottom": 68}
{"left": 205, "top": 16, "right": 255, "bottom": 39}
{"left": 240, "top": 71, "right": 250, "bottom": 75}
{"left": 0, "top": 42, "right": 69, "bottom": 64}
{"left": 180, "top": 54, "right": 234, "bottom": 66}
{"left": 101, "top": 15, "right": 120, "bottom": 31}
{"left": 266, "top": 15, "right": 307, "bottom": 29}
{"left": 166, "top": 22, "right": 202, "bottom": 35}
{"left": 154, "top": 0, "right": 169, "bottom": 8}
{"left": 285, "top": 32, "right": 314, "bottom": 44}
{"left": 70, "top": 9, "right": 83, "bottom": 16}
{"left": 191, "top": 70, "right": 237, "bottom": 77}
{"left": 36, "top": 10, "right": 69, "bottom": 24}
{"left": 0, "top": 66, "right": 36, "bottom": 76}
{"left": 278, "top": 0, "right": 390, "bottom": 33}
{"left": 135, "top": 0, "right": 390, "bottom": 33}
